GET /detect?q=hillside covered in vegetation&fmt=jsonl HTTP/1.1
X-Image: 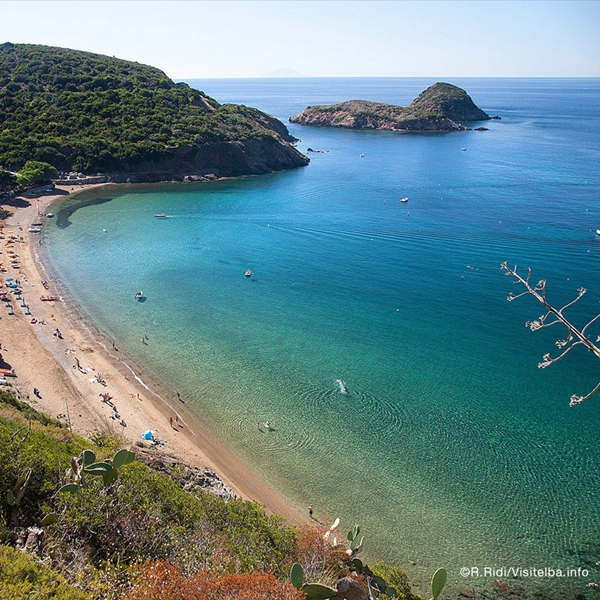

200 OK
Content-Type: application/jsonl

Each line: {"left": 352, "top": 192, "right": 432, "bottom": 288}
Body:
{"left": 0, "top": 388, "right": 426, "bottom": 599}
{"left": 0, "top": 43, "right": 308, "bottom": 181}
{"left": 289, "top": 83, "right": 491, "bottom": 132}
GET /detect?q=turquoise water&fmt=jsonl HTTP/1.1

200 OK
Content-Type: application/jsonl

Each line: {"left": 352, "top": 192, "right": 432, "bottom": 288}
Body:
{"left": 47, "top": 79, "right": 600, "bottom": 597}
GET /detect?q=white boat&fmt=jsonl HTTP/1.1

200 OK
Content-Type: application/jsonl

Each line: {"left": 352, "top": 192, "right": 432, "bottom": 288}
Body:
{"left": 135, "top": 291, "right": 143, "bottom": 300}
{"left": 28, "top": 226, "right": 42, "bottom": 233}
{"left": 400, "top": 197, "right": 408, "bottom": 203}
{"left": 596, "top": 229, "right": 600, "bottom": 236}
{"left": 245, "top": 270, "right": 253, "bottom": 277}
{"left": 336, "top": 379, "right": 348, "bottom": 394}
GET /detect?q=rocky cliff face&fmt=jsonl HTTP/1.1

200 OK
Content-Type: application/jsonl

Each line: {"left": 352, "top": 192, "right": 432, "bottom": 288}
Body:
{"left": 289, "top": 83, "right": 491, "bottom": 132}
{"left": 108, "top": 135, "right": 309, "bottom": 183}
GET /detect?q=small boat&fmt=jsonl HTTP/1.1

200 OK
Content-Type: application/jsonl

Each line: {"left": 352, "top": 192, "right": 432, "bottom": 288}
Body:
{"left": 28, "top": 226, "right": 42, "bottom": 233}
{"left": 596, "top": 229, "right": 600, "bottom": 236}
{"left": 400, "top": 197, "right": 408, "bottom": 203}
{"left": 154, "top": 214, "right": 167, "bottom": 218}
{"left": 135, "top": 291, "right": 143, "bottom": 300}
{"left": 245, "top": 270, "right": 253, "bottom": 277}
{"left": 336, "top": 379, "right": 348, "bottom": 394}
{"left": 47, "top": 213, "right": 54, "bottom": 218}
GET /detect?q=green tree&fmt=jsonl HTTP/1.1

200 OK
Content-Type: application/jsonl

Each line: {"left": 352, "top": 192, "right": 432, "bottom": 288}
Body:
{"left": 15, "top": 160, "right": 58, "bottom": 185}
{"left": 0, "top": 167, "right": 17, "bottom": 191}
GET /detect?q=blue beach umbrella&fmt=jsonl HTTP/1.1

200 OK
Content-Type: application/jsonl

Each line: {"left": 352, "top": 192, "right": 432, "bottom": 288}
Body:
{"left": 4, "top": 277, "right": 14, "bottom": 282}
{"left": 141, "top": 430, "right": 154, "bottom": 440}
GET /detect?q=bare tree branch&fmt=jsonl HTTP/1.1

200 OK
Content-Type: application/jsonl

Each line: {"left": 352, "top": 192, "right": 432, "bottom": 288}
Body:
{"left": 501, "top": 262, "right": 600, "bottom": 407}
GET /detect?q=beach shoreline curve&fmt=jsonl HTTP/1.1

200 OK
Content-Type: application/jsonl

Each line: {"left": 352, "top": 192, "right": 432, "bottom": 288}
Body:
{"left": 1, "top": 183, "right": 308, "bottom": 527}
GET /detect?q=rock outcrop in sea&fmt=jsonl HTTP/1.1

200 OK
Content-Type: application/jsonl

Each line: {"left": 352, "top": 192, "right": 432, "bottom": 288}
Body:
{"left": 289, "top": 82, "right": 491, "bottom": 132}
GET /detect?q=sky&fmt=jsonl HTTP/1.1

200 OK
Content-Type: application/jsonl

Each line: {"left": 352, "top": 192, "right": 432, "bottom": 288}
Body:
{"left": 1, "top": 0, "right": 599, "bottom": 78}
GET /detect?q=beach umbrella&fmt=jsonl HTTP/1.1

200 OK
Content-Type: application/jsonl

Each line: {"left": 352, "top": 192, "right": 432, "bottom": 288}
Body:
{"left": 4, "top": 277, "right": 14, "bottom": 282}
{"left": 141, "top": 430, "right": 154, "bottom": 440}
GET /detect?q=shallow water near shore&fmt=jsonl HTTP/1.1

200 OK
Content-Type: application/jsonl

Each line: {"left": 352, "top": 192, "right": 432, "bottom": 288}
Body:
{"left": 47, "top": 78, "right": 600, "bottom": 597}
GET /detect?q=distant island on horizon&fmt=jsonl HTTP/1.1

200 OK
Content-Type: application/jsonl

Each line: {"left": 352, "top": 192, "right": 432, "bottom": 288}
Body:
{"left": 259, "top": 67, "right": 307, "bottom": 78}
{"left": 290, "top": 82, "right": 494, "bottom": 132}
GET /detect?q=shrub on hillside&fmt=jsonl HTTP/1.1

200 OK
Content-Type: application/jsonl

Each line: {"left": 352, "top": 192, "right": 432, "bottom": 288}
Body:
{"left": 122, "top": 560, "right": 304, "bottom": 600}
{"left": 0, "top": 544, "right": 91, "bottom": 600}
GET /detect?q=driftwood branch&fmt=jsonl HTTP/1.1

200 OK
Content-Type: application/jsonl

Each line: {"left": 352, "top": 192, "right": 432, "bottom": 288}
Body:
{"left": 501, "top": 262, "right": 600, "bottom": 406}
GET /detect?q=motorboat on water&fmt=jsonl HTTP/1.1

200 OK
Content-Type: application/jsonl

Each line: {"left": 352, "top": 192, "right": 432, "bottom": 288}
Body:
{"left": 596, "top": 229, "right": 600, "bottom": 236}
{"left": 28, "top": 226, "right": 42, "bottom": 233}
{"left": 135, "top": 291, "right": 143, "bottom": 300}
{"left": 400, "top": 197, "right": 409, "bottom": 203}
{"left": 336, "top": 379, "right": 348, "bottom": 394}
{"left": 154, "top": 214, "right": 167, "bottom": 218}
{"left": 245, "top": 270, "right": 253, "bottom": 277}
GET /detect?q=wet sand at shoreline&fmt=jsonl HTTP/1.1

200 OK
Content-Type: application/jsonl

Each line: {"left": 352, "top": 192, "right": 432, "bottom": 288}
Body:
{"left": 0, "top": 183, "right": 308, "bottom": 527}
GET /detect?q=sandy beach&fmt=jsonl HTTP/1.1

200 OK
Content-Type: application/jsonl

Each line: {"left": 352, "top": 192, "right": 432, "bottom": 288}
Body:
{"left": 0, "top": 184, "right": 308, "bottom": 527}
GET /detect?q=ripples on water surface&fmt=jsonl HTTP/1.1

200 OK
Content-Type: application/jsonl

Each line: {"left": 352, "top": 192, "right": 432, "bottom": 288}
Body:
{"left": 48, "top": 78, "right": 600, "bottom": 597}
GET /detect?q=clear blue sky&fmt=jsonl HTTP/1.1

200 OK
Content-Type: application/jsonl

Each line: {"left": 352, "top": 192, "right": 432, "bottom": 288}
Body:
{"left": 1, "top": 0, "right": 599, "bottom": 78}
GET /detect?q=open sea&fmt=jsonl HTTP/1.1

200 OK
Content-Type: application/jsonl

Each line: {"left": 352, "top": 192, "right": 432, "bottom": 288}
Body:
{"left": 46, "top": 78, "right": 600, "bottom": 598}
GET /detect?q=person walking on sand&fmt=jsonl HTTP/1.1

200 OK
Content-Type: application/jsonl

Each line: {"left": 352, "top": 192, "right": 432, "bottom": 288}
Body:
{"left": 308, "top": 505, "right": 314, "bottom": 518}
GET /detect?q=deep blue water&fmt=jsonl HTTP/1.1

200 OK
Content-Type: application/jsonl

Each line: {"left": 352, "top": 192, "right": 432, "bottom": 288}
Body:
{"left": 47, "top": 78, "right": 600, "bottom": 597}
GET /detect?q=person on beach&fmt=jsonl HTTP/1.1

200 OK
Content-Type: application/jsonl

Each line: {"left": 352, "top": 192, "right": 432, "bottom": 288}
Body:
{"left": 308, "top": 505, "right": 314, "bottom": 518}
